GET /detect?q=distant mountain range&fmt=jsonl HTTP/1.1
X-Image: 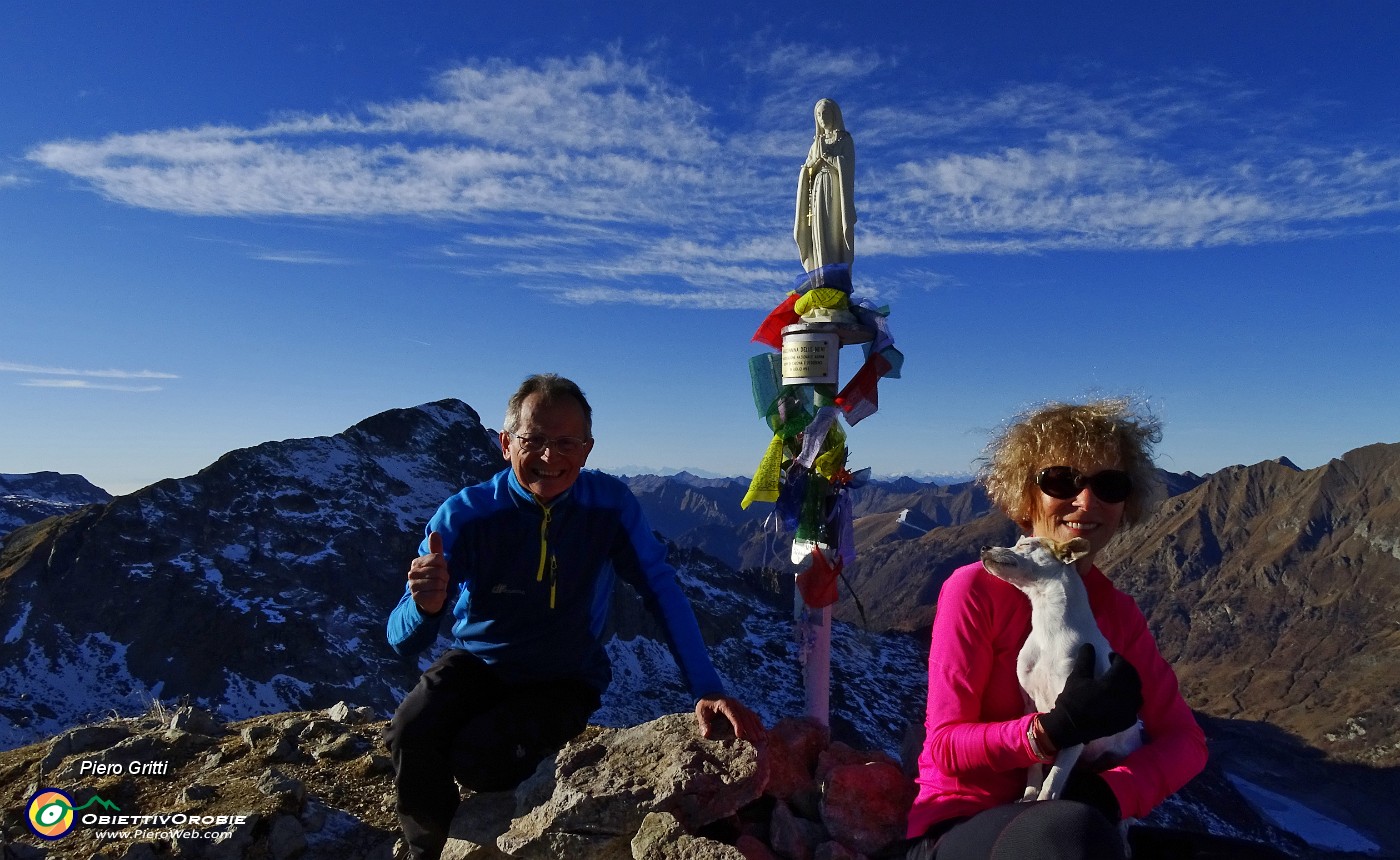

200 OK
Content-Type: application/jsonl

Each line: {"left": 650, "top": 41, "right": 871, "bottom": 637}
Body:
{"left": 0, "top": 471, "right": 111, "bottom": 539}
{"left": 0, "top": 401, "right": 922, "bottom": 761}
{"left": 2, "top": 402, "right": 1396, "bottom": 856}
{"left": 625, "top": 454, "right": 1400, "bottom": 767}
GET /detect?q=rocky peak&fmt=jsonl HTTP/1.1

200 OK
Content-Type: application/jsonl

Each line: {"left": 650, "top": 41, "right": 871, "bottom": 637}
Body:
{"left": 0, "top": 472, "right": 112, "bottom": 542}
{"left": 0, "top": 400, "right": 503, "bottom": 748}
{"left": 1104, "top": 444, "right": 1400, "bottom": 760}
{"left": 0, "top": 398, "right": 930, "bottom": 762}
{"left": 0, "top": 705, "right": 1303, "bottom": 860}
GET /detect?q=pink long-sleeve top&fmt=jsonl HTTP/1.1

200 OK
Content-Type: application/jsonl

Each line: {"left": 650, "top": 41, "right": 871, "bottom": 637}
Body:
{"left": 907, "top": 560, "right": 1207, "bottom": 838}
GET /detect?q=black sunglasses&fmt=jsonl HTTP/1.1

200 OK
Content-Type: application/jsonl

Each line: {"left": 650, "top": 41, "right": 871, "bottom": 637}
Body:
{"left": 1035, "top": 466, "right": 1133, "bottom": 504}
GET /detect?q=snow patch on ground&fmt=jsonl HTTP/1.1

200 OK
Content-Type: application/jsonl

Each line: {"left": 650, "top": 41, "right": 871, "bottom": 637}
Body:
{"left": 303, "top": 803, "right": 370, "bottom": 851}
{"left": 600, "top": 636, "right": 692, "bottom": 728}
{"left": 221, "top": 543, "right": 250, "bottom": 562}
{"left": 1226, "top": 773, "right": 1383, "bottom": 855}
{"left": 0, "top": 630, "right": 155, "bottom": 749}
{"left": 217, "top": 672, "right": 318, "bottom": 720}
{"left": 599, "top": 599, "right": 923, "bottom": 758}
{"left": 4, "top": 601, "right": 31, "bottom": 645}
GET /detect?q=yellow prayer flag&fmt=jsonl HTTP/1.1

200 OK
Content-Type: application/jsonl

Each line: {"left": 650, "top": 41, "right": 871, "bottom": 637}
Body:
{"left": 741, "top": 434, "right": 785, "bottom": 509}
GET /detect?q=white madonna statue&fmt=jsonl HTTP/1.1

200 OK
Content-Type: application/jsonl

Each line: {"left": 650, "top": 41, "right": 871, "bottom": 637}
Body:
{"left": 794, "top": 98, "right": 856, "bottom": 274}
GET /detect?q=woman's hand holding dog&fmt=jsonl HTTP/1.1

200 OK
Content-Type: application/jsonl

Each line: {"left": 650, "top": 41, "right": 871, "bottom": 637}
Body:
{"left": 1039, "top": 643, "right": 1143, "bottom": 751}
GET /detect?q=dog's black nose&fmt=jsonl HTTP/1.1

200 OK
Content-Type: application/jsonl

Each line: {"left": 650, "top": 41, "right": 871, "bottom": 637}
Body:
{"left": 979, "top": 546, "right": 991, "bottom": 554}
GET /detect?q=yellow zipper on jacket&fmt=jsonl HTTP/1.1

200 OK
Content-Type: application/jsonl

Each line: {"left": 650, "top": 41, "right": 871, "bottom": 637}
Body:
{"left": 535, "top": 502, "right": 557, "bottom": 609}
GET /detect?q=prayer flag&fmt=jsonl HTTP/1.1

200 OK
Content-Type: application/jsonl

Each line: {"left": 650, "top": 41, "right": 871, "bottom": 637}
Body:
{"left": 796, "top": 546, "right": 841, "bottom": 609}
{"left": 741, "top": 434, "right": 785, "bottom": 509}
{"left": 835, "top": 351, "right": 893, "bottom": 425}
{"left": 752, "top": 293, "right": 801, "bottom": 349}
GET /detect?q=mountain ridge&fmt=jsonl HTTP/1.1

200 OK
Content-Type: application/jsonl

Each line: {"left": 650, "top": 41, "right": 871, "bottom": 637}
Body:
{"left": 0, "top": 471, "right": 111, "bottom": 542}
{"left": 3, "top": 405, "right": 1398, "bottom": 856}
{"left": 0, "top": 400, "right": 924, "bottom": 761}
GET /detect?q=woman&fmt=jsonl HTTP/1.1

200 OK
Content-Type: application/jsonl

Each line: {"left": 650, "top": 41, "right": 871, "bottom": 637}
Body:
{"left": 906, "top": 399, "right": 1207, "bottom": 859}
{"left": 794, "top": 97, "right": 856, "bottom": 274}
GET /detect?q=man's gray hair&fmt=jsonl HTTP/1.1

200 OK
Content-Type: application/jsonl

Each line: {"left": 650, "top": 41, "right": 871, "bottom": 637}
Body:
{"left": 503, "top": 373, "right": 593, "bottom": 437}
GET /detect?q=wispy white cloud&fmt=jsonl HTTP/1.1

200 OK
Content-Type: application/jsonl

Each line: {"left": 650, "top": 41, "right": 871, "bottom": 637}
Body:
{"left": 252, "top": 250, "right": 355, "bottom": 265}
{"left": 548, "top": 284, "right": 779, "bottom": 310}
{"left": 742, "top": 43, "right": 890, "bottom": 84}
{"left": 186, "top": 234, "right": 357, "bottom": 265}
{"left": 0, "top": 174, "right": 23, "bottom": 189}
{"left": 872, "top": 131, "right": 1400, "bottom": 253}
{"left": 19, "top": 379, "right": 164, "bottom": 393}
{"left": 0, "top": 361, "right": 178, "bottom": 379}
{"left": 28, "top": 54, "right": 730, "bottom": 227}
{"left": 0, "top": 361, "right": 177, "bottom": 392}
{"left": 26, "top": 52, "right": 1400, "bottom": 305}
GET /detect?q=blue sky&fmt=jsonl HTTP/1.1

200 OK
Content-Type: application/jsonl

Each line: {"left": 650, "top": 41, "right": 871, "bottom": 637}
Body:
{"left": 3, "top": 2, "right": 1398, "bottom": 495}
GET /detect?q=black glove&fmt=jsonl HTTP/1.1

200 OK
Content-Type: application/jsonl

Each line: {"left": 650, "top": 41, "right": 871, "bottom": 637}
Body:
{"left": 1039, "top": 643, "right": 1142, "bottom": 750}
{"left": 1062, "top": 769, "right": 1121, "bottom": 823}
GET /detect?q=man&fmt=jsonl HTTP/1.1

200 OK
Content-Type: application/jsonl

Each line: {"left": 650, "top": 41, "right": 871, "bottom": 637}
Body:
{"left": 385, "top": 373, "right": 764, "bottom": 860}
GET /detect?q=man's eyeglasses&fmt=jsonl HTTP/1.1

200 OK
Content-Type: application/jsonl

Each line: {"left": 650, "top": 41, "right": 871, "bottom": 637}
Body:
{"left": 1035, "top": 466, "right": 1133, "bottom": 504}
{"left": 510, "top": 433, "right": 592, "bottom": 456}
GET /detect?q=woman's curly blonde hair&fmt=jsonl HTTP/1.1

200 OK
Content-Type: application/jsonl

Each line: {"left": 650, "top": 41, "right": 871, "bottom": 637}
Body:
{"left": 978, "top": 398, "right": 1163, "bottom": 529}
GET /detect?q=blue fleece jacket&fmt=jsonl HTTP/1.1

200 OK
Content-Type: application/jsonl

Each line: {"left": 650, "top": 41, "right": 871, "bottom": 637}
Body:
{"left": 386, "top": 468, "right": 726, "bottom": 699}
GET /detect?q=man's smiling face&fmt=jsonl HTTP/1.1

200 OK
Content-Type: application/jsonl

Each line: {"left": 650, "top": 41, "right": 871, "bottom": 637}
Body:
{"left": 499, "top": 392, "right": 592, "bottom": 503}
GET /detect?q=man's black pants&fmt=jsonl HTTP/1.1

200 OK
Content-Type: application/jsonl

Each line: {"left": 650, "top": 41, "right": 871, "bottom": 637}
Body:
{"left": 383, "top": 649, "right": 601, "bottom": 860}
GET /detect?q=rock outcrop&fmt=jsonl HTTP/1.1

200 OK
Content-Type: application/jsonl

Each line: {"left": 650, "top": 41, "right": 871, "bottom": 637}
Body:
{"left": 0, "top": 706, "right": 914, "bottom": 860}
{"left": 499, "top": 713, "right": 766, "bottom": 859}
{"left": 0, "top": 703, "right": 399, "bottom": 860}
{"left": 0, "top": 699, "right": 1335, "bottom": 860}
{"left": 435, "top": 713, "right": 914, "bottom": 860}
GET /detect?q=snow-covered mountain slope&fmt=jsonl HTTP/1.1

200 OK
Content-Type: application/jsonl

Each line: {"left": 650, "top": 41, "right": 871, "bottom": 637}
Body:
{"left": 0, "top": 399, "right": 501, "bottom": 746}
{"left": 0, "top": 400, "right": 921, "bottom": 758}
{"left": 0, "top": 471, "right": 111, "bottom": 539}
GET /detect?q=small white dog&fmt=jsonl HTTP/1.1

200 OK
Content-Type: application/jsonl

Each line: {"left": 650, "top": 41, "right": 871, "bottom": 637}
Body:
{"left": 980, "top": 535, "right": 1142, "bottom": 802}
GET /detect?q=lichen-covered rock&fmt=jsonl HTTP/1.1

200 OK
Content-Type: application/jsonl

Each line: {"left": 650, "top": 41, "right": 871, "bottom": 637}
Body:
{"left": 442, "top": 790, "right": 516, "bottom": 859}
{"left": 41, "top": 723, "right": 133, "bottom": 771}
{"left": 168, "top": 705, "right": 224, "bottom": 736}
{"left": 735, "top": 833, "right": 780, "bottom": 860}
{"left": 500, "top": 713, "right": 766, "bottom": 860}
{"left": 815, "top": 742, "right": 898, "bottom": 781}
{"left": 631, "top": 811, "right": 747, "bottom": 860}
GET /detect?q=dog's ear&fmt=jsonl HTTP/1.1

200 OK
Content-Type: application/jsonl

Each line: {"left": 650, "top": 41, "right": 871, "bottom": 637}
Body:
{"left": 1058, "top": 537, "right": 1092, "bottom": 564}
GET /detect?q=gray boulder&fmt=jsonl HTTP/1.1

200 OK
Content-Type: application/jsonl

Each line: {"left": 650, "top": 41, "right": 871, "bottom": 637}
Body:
{"left": 498, "top": 714, "right": 766, "bottom": 860}
{"left": 631, "top": 811, "right": 746, "bottom": 860}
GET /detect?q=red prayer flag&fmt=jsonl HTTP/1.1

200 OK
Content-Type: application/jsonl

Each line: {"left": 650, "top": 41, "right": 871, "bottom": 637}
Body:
{"left": 752, "top": 293, "right": 801, "bottom": 349}
{"left": 796, "top": 546, "right": 841, "bottom": 608}
{"left": 834, "top": 351, "right": 893, "bottom": 426}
